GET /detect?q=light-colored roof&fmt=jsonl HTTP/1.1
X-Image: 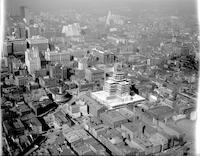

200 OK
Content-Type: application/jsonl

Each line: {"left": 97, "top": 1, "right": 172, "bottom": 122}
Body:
{"left": 91, "top": 91, "right": 145, "bottom": 109}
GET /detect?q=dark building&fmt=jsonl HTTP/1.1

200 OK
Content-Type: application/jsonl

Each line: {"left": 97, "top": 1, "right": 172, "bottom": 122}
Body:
{"left": 27, "top": 99, "right": 57, "bottom": 116}
{"left": 3, "top": 41, "right": 12, "bottom": 56}
{"left": 3, "top": 119, "right": 25, "bottom": 136}
{"left": 49, "top": 64, "right": 70, "bottom": 81}
{"left": 39, "top": 77, "right": 59, "bottom": 88}
{"left": 20, "top": 6, "right": 25, "bottom": 19}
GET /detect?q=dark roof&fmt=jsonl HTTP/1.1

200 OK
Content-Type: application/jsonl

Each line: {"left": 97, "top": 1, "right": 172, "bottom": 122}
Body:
{"left": 149, "top": 106, "right": 174, "bottom": 120}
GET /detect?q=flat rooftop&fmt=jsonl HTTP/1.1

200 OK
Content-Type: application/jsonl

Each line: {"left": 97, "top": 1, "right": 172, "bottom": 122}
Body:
{"left": 91, "top": 91, "right": 145, "bottom": 109}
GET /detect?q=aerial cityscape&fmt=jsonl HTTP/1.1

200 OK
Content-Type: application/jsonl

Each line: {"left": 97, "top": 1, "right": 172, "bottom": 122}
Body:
{"left": 1, "top": 0, "right": 199, "bottom": 155}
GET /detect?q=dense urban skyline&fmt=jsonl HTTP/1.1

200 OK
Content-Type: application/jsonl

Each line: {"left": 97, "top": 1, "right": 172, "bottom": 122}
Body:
{"left": 6, "top": 0, "right": 197, "bottom": 16}
{"left": 1, "top": 0, "right": 199, "bottom": 156}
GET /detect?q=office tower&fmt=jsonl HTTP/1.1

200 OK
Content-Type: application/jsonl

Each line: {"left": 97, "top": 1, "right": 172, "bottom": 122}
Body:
{"left": 20, "top": 6, "right": 25, "bottom": 19}
{"left": 5, "top": 39, "right": 27, "bottom": 55}
{"left": 25, "top": 47, "right": 41, "bottom": 74}
{"left": 26, "top": 24, "right": 40, "bottom": 38}
{"left": 45, "top": 49, "right": 71, "bottom": 65}
{"left": 27, "top": 36, "right": 49, "bottom": 52}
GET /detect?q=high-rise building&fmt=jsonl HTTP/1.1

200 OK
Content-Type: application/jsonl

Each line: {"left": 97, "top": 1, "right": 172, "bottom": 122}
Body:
{"left": 4, "top": 39, "right": 27, "bottom": 55}
{"left": 3, "top": 41, "right": 12, "bottom": 56}
{"left": 103, "top": 63, "right": 129, "bottom": 97}
{"left": 45, "top": 50, "right": 71, "bottom": 65}
{"left": 24, "top": 7, "right": 33, "bottom": 25}
{"left": 25, "top": 47, "right": 41, "bottom": 74}
{"left": 7, "top": 56, "right": 14, "bottom": 73}
{"left": 12, "top": 39, "right": 27, "bottom": 55}
{"left": 14, "top": 23, "right": 26, "bottom": 39}
{"left": 104, "top": 79, "right": 117, "bottom": 96}
{"left": 27, "top": 36, "right": 49, "bottom": 52}
{"left": 20, "top": 6, "right": 25, "bottom": 19}
{"left": 26, "top": 24, "right": 40, "bottom": 38}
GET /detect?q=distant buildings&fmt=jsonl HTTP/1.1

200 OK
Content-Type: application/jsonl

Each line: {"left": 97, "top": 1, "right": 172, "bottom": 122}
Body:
{"left": 62, "top": 23, "right": 81, "bottom": 37}
{"left": 107, "top": 36, "right": 126, "bottom": 45}
{"left": 25, "top": 47, "right": 41, "bottom": 74}
{"left": 2, "top": 7, "right": 197, "bottom": 156}
{"left": 106, "top": 11, "right": 125, "bottom": 26}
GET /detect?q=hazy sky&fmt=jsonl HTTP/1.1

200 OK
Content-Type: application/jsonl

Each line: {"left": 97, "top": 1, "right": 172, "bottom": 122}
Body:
{"left": 6, "top": 0, "right": 197, "bottom": 16}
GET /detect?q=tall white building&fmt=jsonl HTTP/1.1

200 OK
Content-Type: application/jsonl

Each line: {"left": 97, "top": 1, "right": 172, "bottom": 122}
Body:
{"left": 25, "top": 47, "right": 41, "bottom": 74}
{"left": 103, "top": 63, "right": 130, "bottom": 97}
{"left": 105, "top": 11, "right": 124, "bottom": 26}
{"left": 91, "top": 63, "right": 145, "bottom": 109}
{"left": 62, "top": 23, "right": 81, "bottom": 37}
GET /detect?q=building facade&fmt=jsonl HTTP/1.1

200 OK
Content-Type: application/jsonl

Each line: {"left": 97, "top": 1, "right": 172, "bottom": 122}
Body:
{"left": 25, "top": 47, "right": 41, "bottom": 74}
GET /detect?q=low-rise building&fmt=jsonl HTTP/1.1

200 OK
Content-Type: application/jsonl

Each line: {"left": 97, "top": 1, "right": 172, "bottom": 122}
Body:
{"left": 15, "top": 75, "right": 29, "bottom": 86}
{"left": 39, "top": 77, "right": 59, "bottom": 88}
{"left": 85, "top": 67, "right": 104, "bottom": 87}
{"left": 27, "top": 99, "right": 57, "bottom": 116}
{"left": 3, "top": 119, "right": 25, "bottom": 136}
{"left": 79, "top": 94, "right": 107, "bottom": 117}
{"left": 100, "top": 110, "right": 128, "bottom": 128}
{"left": 25, "top": 117, "right": 42, "bottom": 134}
{"left": 54, "top": 110, "right": 73, "bottom": 127}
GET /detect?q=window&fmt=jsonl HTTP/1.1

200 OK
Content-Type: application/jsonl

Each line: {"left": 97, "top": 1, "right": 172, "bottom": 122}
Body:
{"left": 142, "top": 125, "right": 146, "bottom": 134}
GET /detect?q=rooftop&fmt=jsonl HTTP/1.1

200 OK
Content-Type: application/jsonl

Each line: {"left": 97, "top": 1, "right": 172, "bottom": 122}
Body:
{"left": 101, "top": 110, "right": 127, "bottom": 123}
{"left": 91, "top": 91, "right": 145, "bottom": 109}
{"left": 121, "top": 120, "right": 140, "bottom": 133}
{"left": 27, "top": 36, "right": 48, "bottom": 43}
{"left": 149, "top": 106, "right": 174, "bottom": 120}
